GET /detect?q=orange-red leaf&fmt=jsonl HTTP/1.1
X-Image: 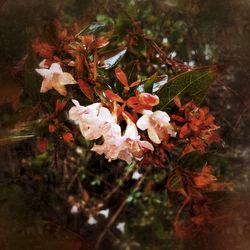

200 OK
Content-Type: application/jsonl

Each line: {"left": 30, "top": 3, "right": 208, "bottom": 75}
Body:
{"left": 129, "top": 79, "right": 141, "bottom": 88}
{"left": 37, "top": 138, "right": 48, "bottom": 152}
{"left": 63, "top": 132, "right": 73, "bottom": 143}
{"left": 173, "top": 95, "right": 182, "bottom": 108}
{"left": 32, "top": 38, "right": 55, "bottom": 59}
{"left": 179, "top": 123, "right": 190, "bottom": 138}
{"left": 115, "top": 67, "right": 129, "bottom": 89}
{"left": 56, "top": 99, "right": 67, "bottom": 112}
{"left": 191, "top": 214, "right": 205, "bottom": 225}
{"left": 105, "top": 89, "right": 124, "bottom": 103}
{"left": 181, "top": 144, "right": 194, "bottom": 156}
{"left": 138, "top": 93, "right": 159, "bottom": 106}
{"left": 82, "top": 189, "right": 90, "bottom": 202}
{"left": 75, "top": 54, "right": 84, "bottom": 76}
{"left": 190, "top": 137, "right": 205, "bottom": 151}
{"left": 94, "top": 36, "right": 109, "bottom": 49}
{"left": 81, "top": 34, "right": 94, "bottom": 50}
{"left": 78, "top": 79, "right": 94, "bottom": 101}
{"left": 171, "top": 114, "right": 185, "bottom": 122}
{"left": 48, "top": 124, "right": 57, "bottom": 133}
{"left": 193, "top": 174, "right": 217, "bottom": 188}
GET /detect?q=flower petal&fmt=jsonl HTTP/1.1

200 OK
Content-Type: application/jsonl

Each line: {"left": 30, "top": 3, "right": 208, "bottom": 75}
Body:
{"left": 148, "top": 125, "right": 161, "bottom": 144}
{"left": 136, "top": 114, "right": 151, "bottom": 130}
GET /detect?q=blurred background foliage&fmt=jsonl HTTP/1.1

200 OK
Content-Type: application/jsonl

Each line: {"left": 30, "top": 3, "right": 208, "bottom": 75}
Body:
{"left": 0, "top": 0, "right": 250, "bottom": 249}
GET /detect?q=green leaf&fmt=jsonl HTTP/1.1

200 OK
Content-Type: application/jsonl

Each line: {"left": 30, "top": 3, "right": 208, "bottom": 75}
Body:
{"left": 156, "top": 66, "right": 218, "bottom": 111}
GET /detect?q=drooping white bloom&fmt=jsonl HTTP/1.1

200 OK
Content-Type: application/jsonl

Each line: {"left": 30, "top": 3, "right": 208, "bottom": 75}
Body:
{"left": 137, "top": 110, "right": 176, "bottom": 144}
{"left": 98, "top": 209, "right": 110, "bottom": 218}
{"left": 116, "top": 222, "right": 126, "bottom": 233}
{"left": 70, "top": 205, "right": 79, "bottom": 214}
{"left": 88, "top": 215, "right": 97, "bottom": 225}
{"left": 36, "top": 63, "right": 76, "bottom": 96}
{"left": 132, "top": 171, "right": 142, "bottom": 180}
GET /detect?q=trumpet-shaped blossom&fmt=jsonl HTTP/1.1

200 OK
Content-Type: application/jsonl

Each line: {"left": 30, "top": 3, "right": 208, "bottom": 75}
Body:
{"left": 91, "top": 122, "right": 125, "bottom": 161}
{"left": 36, "top": 63, "right": 76, "bottom": 96}
{"left": 137, "top": 110, "right": 176, "bottom": 144}
{"left": 69, "top": 100, "right": 116, "bottom": 141}
{"left": 91, "top": 115, "right": 154, "bottom": 163}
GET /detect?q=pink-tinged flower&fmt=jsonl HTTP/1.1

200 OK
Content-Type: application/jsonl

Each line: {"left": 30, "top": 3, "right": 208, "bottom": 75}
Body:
{"left": 36, "top": 63, "right": 76, "bottom": 96}
{"left": 91, "top": 115, "right": 154, "bottom": 163}
{"left": 137, "top": 110, "right": 176, "bottom": 144}
{"left": 91, "top": 122, "right": 124, "bottom": 161}
{"left": 69, "top": 100, "right": 116, "bottom": 140}
{"left": 69, "top": 100, "right": 101, "bottom": 121}
{"left": 121, "top": 116, "right": 154, "bottom": 160}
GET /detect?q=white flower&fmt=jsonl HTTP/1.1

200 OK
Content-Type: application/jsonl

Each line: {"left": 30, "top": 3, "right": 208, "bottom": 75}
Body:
{"left": 88, "top": 215, "right": 97, "bottom": 225}
{"left": 70, "top": 205, "right": 79, "bottom": 214}
{"left": 132, "top": 171, "right": 142, "bottom": 180}
{"left": 98, "top": 209, "right": 110, "bottom": 218}
{"left": 69, "top": 100, "right": 116, "bottom": 141}
{"left": 122, "top": 116, "right": 154, "bottom": 159}
{"left": 36, "top": 63, "right": 76, "bottom": 96}
{"left": 137, "top": 110, "right": 176, "bottom": 144}
{"left": 91, "top": 123, "right": 124, "bottom": 161}
{"left": 116, "top": 222, "right": 126, "bottom": 233}
{"left": 92, "top": 116, "right": 154, "bottom": 163}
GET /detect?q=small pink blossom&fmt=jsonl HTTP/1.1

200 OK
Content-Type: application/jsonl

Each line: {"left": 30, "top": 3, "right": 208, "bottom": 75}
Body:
{"left": 137, "top": 110, "right": 176, "bottom": 144}
{"left": 36, "top": 63, "right": 76, "bottom": 96}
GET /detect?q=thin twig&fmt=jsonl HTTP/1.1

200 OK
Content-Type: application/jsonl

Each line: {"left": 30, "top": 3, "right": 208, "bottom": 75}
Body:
{"left": 95, "top": 176, "right": 145, "bottom": 249}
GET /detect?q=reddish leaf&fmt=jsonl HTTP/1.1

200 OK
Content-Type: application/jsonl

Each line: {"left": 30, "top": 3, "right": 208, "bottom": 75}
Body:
{"left": 32, "top": 38, "right": 55, "bottom": 59}
{"left": 138, "top": 92, "right": 159, "bottom": 106}
{"left": 82, "top": 189, "right": 90, "bottom": 202}
{"left": 173, "top": 96, "right": 182, "bottom": 108}
{"left": 81, "top": 35, "right": 94, "bottom": 50}
{"left": 181, "top": 144, "right": 194, "bottom": 156}
{"left": 129, "top": 79, "right": 141, "bottom": 88}
{"left": 78, "top": 79, "right": 94, "bottom": 101}
{"left": 93, "top": 49, "right": 98, "bottom": 81}
{"left": 115, "top": 67, "right": 129, "bottom": 89}
{"left": 126, "top": 96, "right": 138, "bottom": 106}
{"left": 202, "top": 164, "right": 214, "bottom": 174}
{"left": 93, "top": 36, "right": 109, "bottom": 49}
{"left": 37, "top": 138, "right": 48, "bottom": 152}
{"left": 48, "top": 124, "right": 57, "bottom": 133}
{"left": 191, "top": 214, "right": 205, "bottom": 225}
{"left": 189, "top": 123, "right": 199, "bottom": 133}
{"left": 179, "top": 123, "right": 190, "bottom": 138}
{"left": 105, "top": 90, "right": 124, "bottom": 103}
{"left": 190, "top": 137, "right": 205, "bottom": 151}
{"left": 75, "top": 53, "right": 84, "bottom": 76}
{"left": 171, "top": 114, "right": 185, "bottom": 122}
{"left": 207, "top": 133, "right": 220, "bottom": 144}
{"left": 164, "top": 143, "right": 175, "bottom": 150}
{"left": 56, "top": 99, "right": 67, "bottom": 112}
{"left": 193, "top": 174, "right": 217, "bottom": 189}
{"left": 63, "top": 132, "right": 73, "bottom": 143}
{"left": 204, "top": 114, "right": 215, "bottom": 126}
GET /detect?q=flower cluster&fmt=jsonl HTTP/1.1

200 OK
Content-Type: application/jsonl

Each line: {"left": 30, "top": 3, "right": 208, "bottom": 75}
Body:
{"left": 68, "top": 98, "right": 176, "bottom": 163}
